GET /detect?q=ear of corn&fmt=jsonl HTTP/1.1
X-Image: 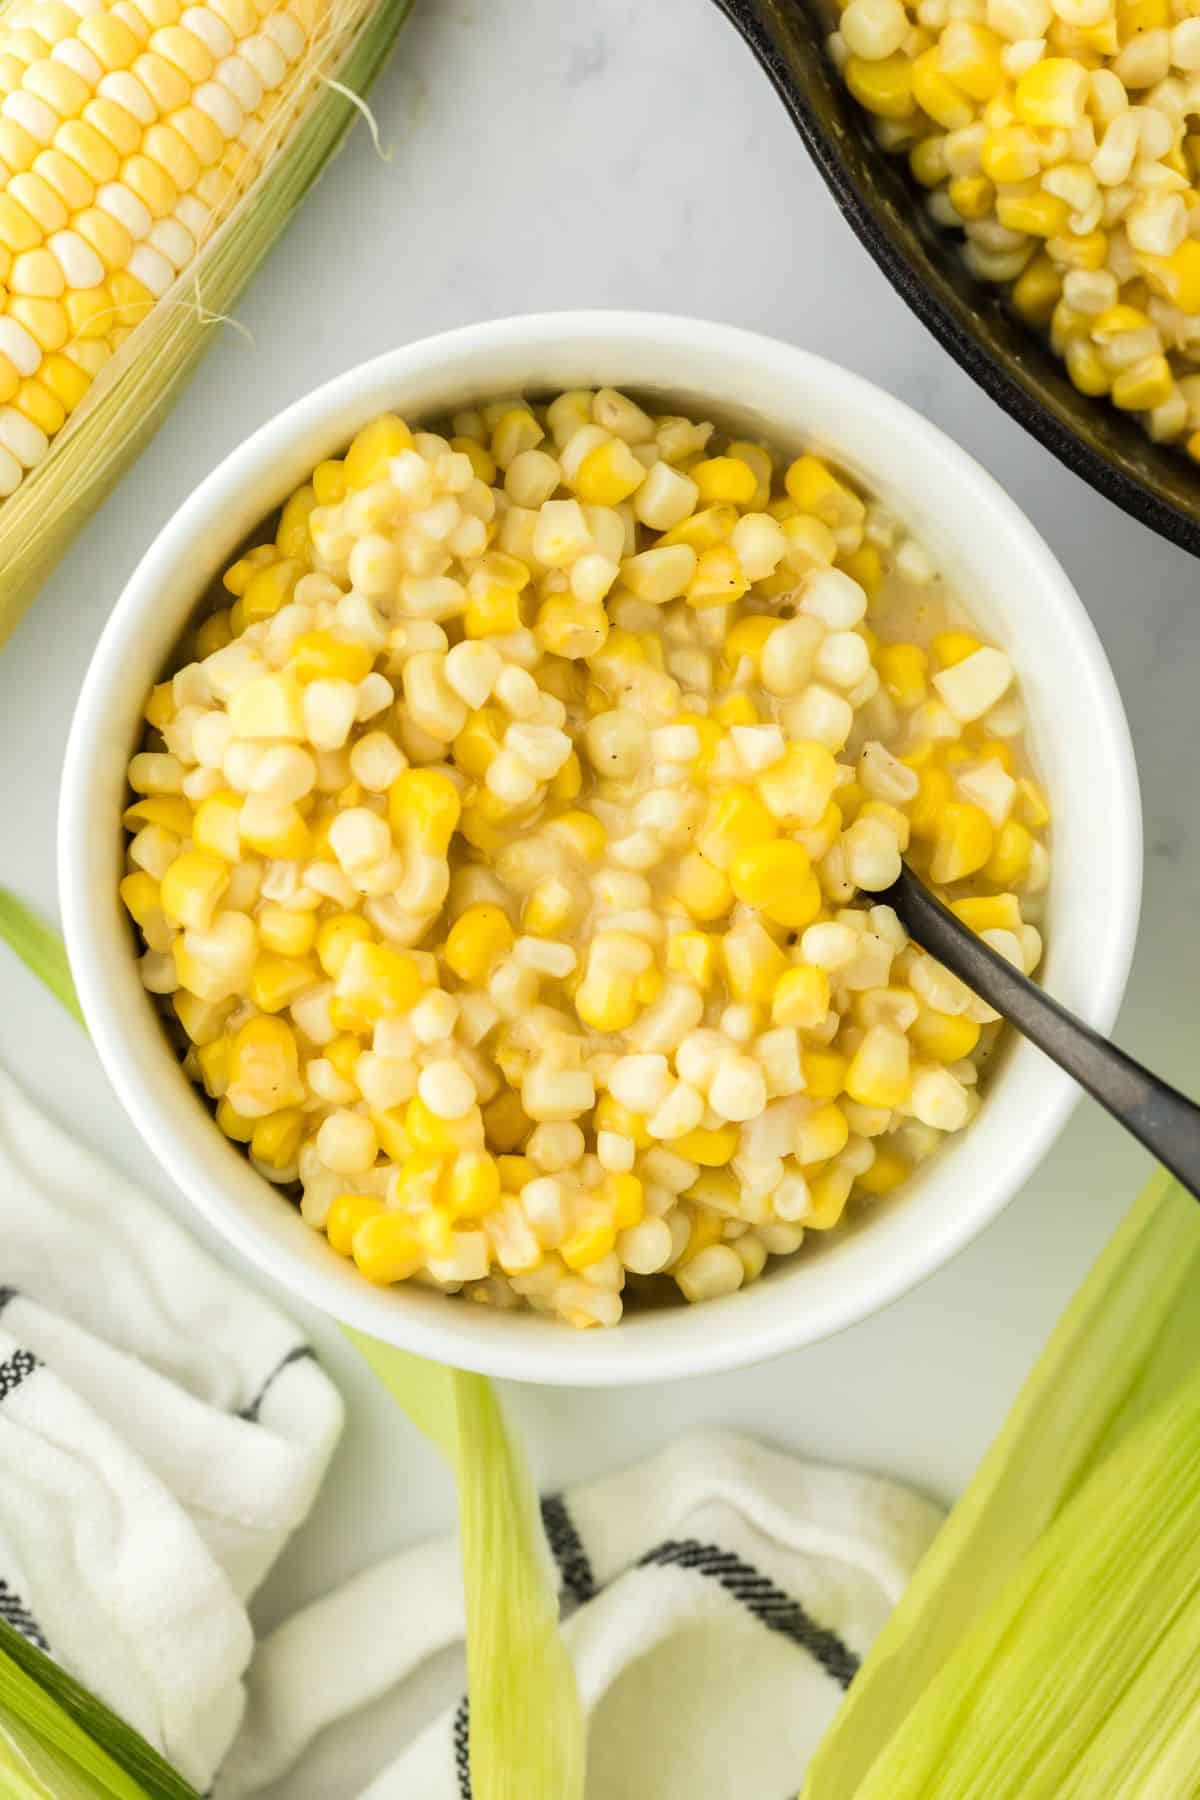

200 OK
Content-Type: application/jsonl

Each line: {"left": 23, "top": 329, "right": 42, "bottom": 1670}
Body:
{"left": 803, "top": 1167, "right": 1200, "bottom": 1799}
{"left": 0, "top": 0, "right": 415, "bottom": 642}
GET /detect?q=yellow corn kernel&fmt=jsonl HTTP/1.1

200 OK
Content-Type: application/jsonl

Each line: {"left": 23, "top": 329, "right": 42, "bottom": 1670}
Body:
{"left": 344, "top": 414, "right": 413, "bottom": 489}
{"left": 14, "top": 376, "right": 64, "bottom": 436}
{"left": 985, "top": 818, "right": 1034, "bottom": 886}
{"left": 931, "top": 630, "right": 982, "bottom": 668}
{"left": 910, "top": 133, "right": 948, "bottom": 188}
{"left": 192, "top": 611, "right": 232, "bottom": 658}
{"left": 444, "top": 904, "right": 514, "bottom": 982}
{"left": 497, "top": 1153, "right": 534, "bottom": 1191}
{"left": 795, "top": 1101, "right": 850, "bottom": 1166}
{"left": 805, "top": 1168, "right": 853, "bottom": 1231}
{"left": 1111, "top": 355, "right": 1174, "bottom": 412}
{"left": 673, "top": 851, "right": 734, "bottom": 922}
{"left": 729, "top": 840, "right": 821, "bottom": 930}
{"left": 686, "top": 543, "right": 748, "bottom": 608}
{"left": 222, "top": 545, "right": 275, "bottom": 597}
{"left": 575, "top": 972, "right": 639, "bottom": 1032}
{"left": 996, "top": 190, "right": 1071, "bottom": 238}
{"left": 845, "top": 52, "right": 916, "bottom": 120}
{"left": 698, "top": 785, "right": 776, "bottom": 871}
{"left": 483, "top": 1091, "right": 532, "bottom": 1153}
{"left": 801, "top": 1048, "right": 849, "bottom": 1101}
{"left": 550, "top": 749, "right": 583, "bottom": 802}
{"left": 239, "top": 798, "right": 309, "bottom": 861}
{"left": 875, "top": 642, "right": 928, "bottom": 709}
{"left": 249, "top": 953, "right": 319, "bottom": 1015}
{"left": 406, "top": 1093, "right": 465, "bottom": 1155}
{"left": 1139, "top": 240, "right": 1200, "bottom": 315}
{"left": 415, "top": 1207, "right": 456, "bottom": 1261}
{"left": 446, "top": 1150, "right": 501, "bottom": 1219}
{"left": 311, "top": 459, "right": 346, "bottom": 506}
{"left": 453, "top": 707, "right": 504, "bottom": 781}
{"left": 690, "top": 455, "right": 758, "bottom": 505}
{"left": 195, "top": 1035, "right": 230, "bottom": 1098}
{"left": 930, "top": 801, "right": 995, "bottom": 883}
{"left": 846, "top": 1027, "right": 910, "bottom": 1109}
{"left": 772, "top": 963, "right": 831, "bottom": 1029}
{"left": 521, "top": 878, "right": 574, "bottom": 937}
{"left": 947, "top": 174, "right": 994, "bottom": 221}
{"left": 1011, "top": 254, "right": 1063, "bottom": 327}
{"left": 464, "top": 585, "right": 522, "bottom": 638}
{"left": 353, "top": 1211, "right": 423, "bottom": 1284}
{"left": 722, "top": 924, "right": 789, "bottom": 1005}
{"left": 322, "top": 1035, "right": 360, "bottom": 1086}
{"left": 680, "top": 1203, "right": 725, "bottom": 1260}
{"left": 312, "top": 912, "right": 370, "bottom": 980}
{"left": 242, "top": 559, "right": 300, "bottom": 624}
{"left": 257, "top": 905, "right": 318, "bottom": 958}
{"left": 289, "top": 630, "right": 375, "bottom": 685}
{"left": 159, "top": 850, "right": 229, "bottom": 931}
{"left": 120, "top": 870, "right": 163, "bottom": 930}
{"left": 228, "top": 1015, "right": 303, "bottom": 1108}
{"left": 674, "top": 1125, "right": 739, "bottom": 1167}
{"left": 910, "top": 1005, "right": 982, "bottom": 1062}
{"left": 668, "top": 930, "right": 721, "bottom": 988}
{"left": 337, "top": 941, "right": 425, "bottom": 1020}
{"left": 535, "top": 594, "right": 609, "bottom": 659}
{"left": 561, "top": 1224, "right": 617, "bottom": 1270}
{"left": 326, "top": 1192, "right": 385, "bottom": 1257}
{"left": 838, "top": 543, "right": 884, "bottom": 598}
{"left": 636, "top": 965, "right": 664, "bottom": 1006}
{"left": 723, "top": 614, "right": 780, "bottom": 676}
{"left": 171, "top": 991, "right": 230, "bottom": 1048}
{"left": 951, "top": 892, "right": 1022, "bottom": 933}
{"left": 857, "top": 1147, "right": 911, "bottom": 1196}
{"left": 123, "top": 795, "right": 192, "bottom": 835}
{"left": 726, "top": 440, "right": 773, "bottom": 507}
{"left": 711, "top": 692, "right": 760, "bottom": 728}
{"left": 142, "top": 682, "right": 176, "bottom": 731}
{"left": 574, "top": 437, "right": 645, "bottom": 505}
{"left": 1064, "top": 338, "right": 1110, "bottom": 397}
{"left": 227, "top": 672, "right": 305, "bottom": 742}
{"left": 216, "top": 1097, "right": 255, "bottom": 1142}
{"left": 659, "top": 503, "right": 738, "bottom": 552}
{"left": 388, "top": 767, "right": 461, "bottom": 853}
{"left": 1013, "top": 58, "right": 1089, "bottom": 128}
{"left": 907, "top": 765, "right": 952, "bottom": 843}
{"left": 607, "top": 1172, "right": 645, "bottom": 1230}
{"left": 450, "top": 435, "right": 496, "bottom": 482}
{"left": 593, "top": 1095, "right": 652, "bottom": 1151}
{"left": 251, "top": 1108, "right": 304, "bottom": 1172}
{"left": 981, "top": 124, "right": 1041, "bottom": 184}
{"left": 1050, "top": 229, "right": 1107, "bottom": 273}
{"left": 940, "top": 22, "right": 1006, "bottom": 99}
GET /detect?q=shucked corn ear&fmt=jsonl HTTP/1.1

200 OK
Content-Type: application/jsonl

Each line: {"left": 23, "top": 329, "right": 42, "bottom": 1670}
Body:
{"left": 0, "top": 0, "right": 414, "bottom": 640}
{"left": 804, "top": 1167, "right": 1200, "bottom": 1799}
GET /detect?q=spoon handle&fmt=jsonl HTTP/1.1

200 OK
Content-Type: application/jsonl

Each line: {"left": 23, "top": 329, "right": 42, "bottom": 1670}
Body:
{"left": 886, "top": 867, "right": 1200, "bottom": 1202}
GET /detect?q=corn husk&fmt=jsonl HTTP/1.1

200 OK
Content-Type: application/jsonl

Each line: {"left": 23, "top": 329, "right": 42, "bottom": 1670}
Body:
{"left": 346, "top": 1333, "right": 586, "bottom": 1800}
{"left": 804, "top": 1168, "right": 1200, "bottom": 1798}
{"left": 0, "top": 895, "right": 584, "bottom": 1799}
{"left": 0, "top": 0, "right": 414, "bottom": 643}
{"left": 0, "top": 1616, "right": 200, "bottom": 1799}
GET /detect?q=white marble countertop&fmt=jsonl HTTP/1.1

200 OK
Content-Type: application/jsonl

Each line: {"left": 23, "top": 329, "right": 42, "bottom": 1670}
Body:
{"left": 2, "top": 0, "right": 1197, "bottom": 1666}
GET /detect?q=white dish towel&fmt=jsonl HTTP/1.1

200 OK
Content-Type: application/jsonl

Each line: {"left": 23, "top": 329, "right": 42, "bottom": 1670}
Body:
{"left": 0, "top": 1067, "right": 944, "bottom": 1799}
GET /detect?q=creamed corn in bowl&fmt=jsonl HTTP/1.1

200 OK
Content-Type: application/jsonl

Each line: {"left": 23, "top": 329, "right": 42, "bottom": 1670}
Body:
{"left": 120, "top": 387, "right": 1051, "bottom": 1329}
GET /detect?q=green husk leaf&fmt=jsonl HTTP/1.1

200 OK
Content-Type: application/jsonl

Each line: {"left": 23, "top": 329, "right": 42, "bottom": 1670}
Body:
{"left": 0, "top": 889, "right": 84, "bottom": 1024}
{"left": 0, "top": 0, "right": 414, "bottom": 641}
{"left": 804, "top": 1170, "right": 1200, "bottom": 1798}
{"left": 0, "top": 1619, "right": 200, "bottom": 1799}
{"left": 345, "top": 1332, "right": 586, "bottom": 1800}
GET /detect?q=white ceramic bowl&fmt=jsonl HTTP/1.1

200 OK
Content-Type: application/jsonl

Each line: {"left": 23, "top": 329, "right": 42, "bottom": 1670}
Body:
{"left": 59, "top": 311, "right": 1141, "bottom": 1385}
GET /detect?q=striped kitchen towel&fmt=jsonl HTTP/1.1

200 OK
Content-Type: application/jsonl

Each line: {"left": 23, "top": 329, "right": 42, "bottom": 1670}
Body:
{"left": 0, "top": 1066, "right": 344, "bottom": 1795}
{"left": 222, "top": 1432, "right": 943, "bottom": 1800}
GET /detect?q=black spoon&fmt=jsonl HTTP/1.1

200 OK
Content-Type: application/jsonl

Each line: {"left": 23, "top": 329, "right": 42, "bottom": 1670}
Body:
{"left": 880, "top": 863, "right": 1200, "bottom": 1201}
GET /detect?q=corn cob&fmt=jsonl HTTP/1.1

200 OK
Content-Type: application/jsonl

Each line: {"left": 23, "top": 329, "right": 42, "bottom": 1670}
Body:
{"left": 0, "top": 0, "right": 413, "bottom": 637}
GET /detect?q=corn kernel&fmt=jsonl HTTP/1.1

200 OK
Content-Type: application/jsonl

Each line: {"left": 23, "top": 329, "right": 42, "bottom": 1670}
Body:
{"left": 326, "top": 1192, "right": 385, "bottom": 1256}
{"left": 344, "top": 414, "right": 413, "bottom": 489}
{"left": 445, "top": 904, "right": 514, "bottom": 982}
{"left": 730, "top": 840, "right": 822, "bottom": 929}
{"left": 668, "top": 930, "right": 721, "bottom": 988}
{"left": 911, "top": 1005, "right": 982, "bottom": 1062}
{"left": 674, "top": 851, "right": 734, "bottom": 922}
{"left": 772, "top": 963, "right": 831, "bottom": 1029}
{"left": 930, "top": 801, "right": 995, "bottom": 883}
{"left": 674, "top": 1125, "right": 739, "bottom": 1166}
{"left": 353, "top": 1212, "right": 423, "bottom": 1283}
{"left": 795, "top": 1102, "right": 850, "bottom": 1166}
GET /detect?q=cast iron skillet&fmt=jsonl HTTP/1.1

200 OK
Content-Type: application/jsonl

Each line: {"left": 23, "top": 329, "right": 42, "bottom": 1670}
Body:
{"left": 716, "top": 0, "right": 1200, "bottom": 556}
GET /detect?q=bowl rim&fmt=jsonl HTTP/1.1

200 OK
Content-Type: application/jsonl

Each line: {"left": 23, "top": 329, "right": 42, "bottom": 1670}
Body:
{"left": 713, "top": 0, "right": 1200, "bottom": 559}
{"left": 58, "top": 309, "right": 1143, "bottom": 1385}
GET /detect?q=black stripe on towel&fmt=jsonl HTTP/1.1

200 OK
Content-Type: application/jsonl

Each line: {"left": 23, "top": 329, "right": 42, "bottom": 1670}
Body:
{"left": 540, "top": 1493, "right": 596, "bottom": 1605}
{"left": 637, "top": 1538, "right": 860, "bottom": 1688}
{"left": 453, "top": 1693, "right": 471, "bottom": 1799}
{"left": 0, "top": 1578, "right": 50, "bottom": 1654}
{"left": 237, "top": 1345, "right": 315, "bottom": 1422}
{"left": 0, "top": 1287, "right": 18, "bottom": 1318}
{"left": 0, "top": 1348, "right": 38, "bottom": 1402}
